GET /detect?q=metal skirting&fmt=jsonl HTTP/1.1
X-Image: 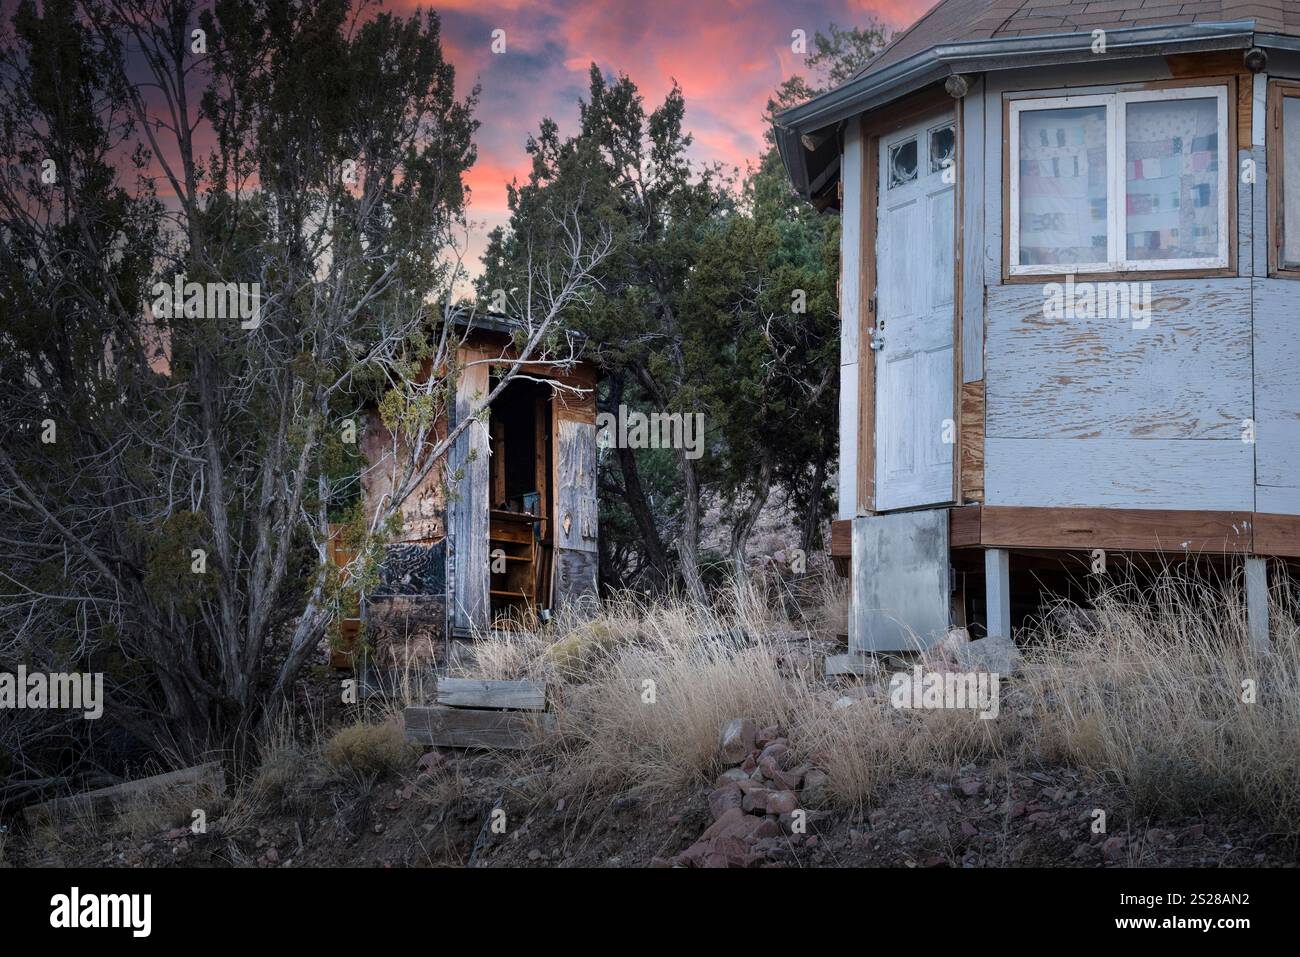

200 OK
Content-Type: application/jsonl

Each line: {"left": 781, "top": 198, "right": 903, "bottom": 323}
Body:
{"left": 850, "top": 509, "right": 951, "bottom": 653}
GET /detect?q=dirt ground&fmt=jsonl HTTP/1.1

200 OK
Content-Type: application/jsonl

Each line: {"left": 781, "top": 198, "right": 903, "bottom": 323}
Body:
{"left": 10, "top": 745, "right": 1296, "bottom": 869}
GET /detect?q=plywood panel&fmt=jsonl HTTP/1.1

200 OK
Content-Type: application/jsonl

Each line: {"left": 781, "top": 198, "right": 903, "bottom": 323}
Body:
{"left": 986, "top": 279, "right": 1252, "bottom": 440}
{"left": 838, "top": 360, "right": 859, "bottom": 518}
{"left": 841, "top": 123, "right": 863, "bottom": 367}
{"left": 960, "top": 380, "right": 984, "bottom": 503}
{"left": 983, "top": 76, "right": 1003, "bottom": 283}
{"left": 1253, "top": 279, "right": 1300, "bottom": 513}
{"left": 985, "top": 437, "right": 1255, "bottom": 511}
{"left": 961, "top": 80, "right": 986, "bottom": 383}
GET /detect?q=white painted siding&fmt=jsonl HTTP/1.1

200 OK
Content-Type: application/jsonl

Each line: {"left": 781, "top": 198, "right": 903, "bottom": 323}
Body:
{"left": 983, "top": 274, "right": 1255, "bottom": 510}
{"left": 1254, "top": 279, "right": 1300, "bottom": 516}
{"left": 839, "top": 123, "right": 863, "bottom": 517}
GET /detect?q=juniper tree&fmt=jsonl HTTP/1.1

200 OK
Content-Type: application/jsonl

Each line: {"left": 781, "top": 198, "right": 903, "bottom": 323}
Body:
{"left": 0, "top": 0, "right": 607, "bottom": 786}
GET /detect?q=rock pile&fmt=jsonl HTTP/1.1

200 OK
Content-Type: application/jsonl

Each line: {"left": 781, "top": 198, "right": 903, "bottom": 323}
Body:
{"left": 659, "top": 718, "right": 829, "bottom": 868}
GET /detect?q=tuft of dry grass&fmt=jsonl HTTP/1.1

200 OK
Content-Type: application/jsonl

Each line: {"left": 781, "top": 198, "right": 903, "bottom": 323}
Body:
{"left": 109, "top": 777, "right": 224, "bottom": 842}
{"left": 1021, "top": 572, "right": 1300, "bottom": 833}
{"left": 794, "top": 697, "right": 1017, "bottom": 807}
{"left": 323, "top": 717, "right": 413, "bottom": 778}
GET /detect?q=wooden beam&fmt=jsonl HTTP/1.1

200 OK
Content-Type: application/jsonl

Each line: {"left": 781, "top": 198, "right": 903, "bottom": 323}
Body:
{"left": 830, "top": 519, "right": 851, "bottom": 558}
{"left": 23, "top": 763, "right": 225, "bottom": 827}
{"left": 436, "top": 678, "right": 546, "bottom": 711}
{"left": 978, "top": 506, "right": 1254, "bottom": 554}
{"left": 404, "top": 705, "right": 555, "bottom": 750}
{"left": 949, "top": 504, "right": 982, "bottom": 548}
{"left": 985, "top": 548, "right": 1011, "bottom": 639}
{"left": 1254, "top": 512, "right": 1300, "bottom": 557}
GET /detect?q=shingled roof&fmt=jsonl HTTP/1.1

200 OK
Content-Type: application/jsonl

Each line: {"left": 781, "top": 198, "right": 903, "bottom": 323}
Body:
{"left": 775, "top": 1, "right": 1300, "bottom": 202}
{"left": 861, "top": 0, "right": 1300, "bottom": 80}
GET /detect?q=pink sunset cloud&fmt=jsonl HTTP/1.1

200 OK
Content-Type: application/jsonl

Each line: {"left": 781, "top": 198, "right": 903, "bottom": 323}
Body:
{"left": 404, "top": 0, "right": 932, "bottom": 262}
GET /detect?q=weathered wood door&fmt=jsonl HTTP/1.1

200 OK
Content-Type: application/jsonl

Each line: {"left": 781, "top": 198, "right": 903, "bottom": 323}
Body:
{"left": 873, "top": 113, "right": 957, "bottom": 512}
{"left": 551, "top": 399, "right": 598, "bottom": 608}
{"left": 447, "top": 351, "right": 490, "bottom": 634}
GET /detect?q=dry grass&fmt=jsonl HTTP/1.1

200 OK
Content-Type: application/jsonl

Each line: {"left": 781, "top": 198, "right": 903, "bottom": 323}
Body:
{"left": 109, "top": 778, "right": 225, "bottom": 842}
{"left": 251, "top": 715, "right": 329, "bottom": 812}
{"left": 468, "top": 566, "right": 1300, "bottom": 835}
{"left": 1022, "top": 573, "right": 1300, "bottom": 832}
{"left": 323, "top": 717, "right": 413, "bottom": 777}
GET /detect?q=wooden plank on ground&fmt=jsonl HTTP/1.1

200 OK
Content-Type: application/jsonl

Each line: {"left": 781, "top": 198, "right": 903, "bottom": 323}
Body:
{"left": 825, "top": 653, "right": 873, "bottom": 677}
{"left": 23, "top": 762, "right": 225, "bottom": 826}
{"left": 436, "top": 678, "right": 546, "bottom": 711}
{"left": 404, "top": 705, "right": 556, "bottom": 750}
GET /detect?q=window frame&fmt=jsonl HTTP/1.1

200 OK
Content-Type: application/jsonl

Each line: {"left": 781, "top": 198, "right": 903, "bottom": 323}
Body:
{"left": 1007, "top": 83, "right": 1232, "bottom": 278}
{"left": 1268, "top": 79, "right": 1300, "bottom": 277}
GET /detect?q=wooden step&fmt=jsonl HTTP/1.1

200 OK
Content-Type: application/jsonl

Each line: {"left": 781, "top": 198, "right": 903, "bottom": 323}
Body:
{"left": 436, "top": 678, "right": 546, "bottom": 711}
{"left": 404, "top": 705, "right": 555, "bottom": 750}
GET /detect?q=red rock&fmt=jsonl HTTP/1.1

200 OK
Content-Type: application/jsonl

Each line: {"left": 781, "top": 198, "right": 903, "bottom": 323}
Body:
{"left": 417, "top": 750, "right": 444, "bottom": 772}
{"left": 719, "top": 718, "right": 758, "bottom": 764}
{"left": 960, "top": 821, "right": 979, "bottom": 838}
{"left": 742, "top": 788, "right": 772, "bottom": 813}
{"left": 1102, "top": 836, "right": 1127, "bottom": 863}
{"left": 708, "top": 784, "right": 743, "bottom": 820}
{"left": 701, "top": 807, "right": 773, "bottom": 844}
{"left": 714, "top": 768, "right": 749, "bottom": 788}
{"left": 958, "top": 778, "right": 983, "bottom": 797}
{"left": 1007, "top": 800, "right": 1026, "bottom": 819}
{"left": 711, "top": 836, "right": 764, "bottom": 868}
{"left": 755, "top": 725, "right": 783, "bottom": 748}
{"left": 765, "top": 791, "right": 800, "bottom": 815}
{"left": 759, "top": 754, "right": 802, "bottom": 788}
{"left": 758, "top": 741, "right": 790, "bottom": 767}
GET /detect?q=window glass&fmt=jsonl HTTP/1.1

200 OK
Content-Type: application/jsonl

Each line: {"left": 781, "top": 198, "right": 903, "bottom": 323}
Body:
{"left": 1284, "top": 96, "right": 1300, "bottom": 267}
{"left": 1017, "top": 106, "right": 1108, "bottom": 266}
{"left": 929, "top": 125, "right": 955, "bottom": 174}
{"left": 888, "top": 138, "right": 917, "bottom": 189}
{"left": 1125, "top": 97, "right": 1219, "bottom": 261}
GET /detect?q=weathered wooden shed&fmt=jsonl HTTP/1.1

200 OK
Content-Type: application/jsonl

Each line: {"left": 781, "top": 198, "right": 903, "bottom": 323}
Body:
{"left": 776, "top": 2, "right": 1300, "bottom": 652}
{"left": 358, "top": 313, "right": 599, "bottom": 651}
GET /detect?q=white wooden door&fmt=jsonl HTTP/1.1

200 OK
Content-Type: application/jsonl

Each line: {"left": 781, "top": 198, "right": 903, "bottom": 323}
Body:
{"left": 873, "top": 113, "right": 957, "bottom": 512}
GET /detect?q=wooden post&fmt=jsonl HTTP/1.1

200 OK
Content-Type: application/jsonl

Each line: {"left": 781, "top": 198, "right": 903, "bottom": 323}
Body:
{"left": 985, "top": 548, "right": 1011, "bottom": 640}
{"left": 1245, "top": 557, "right": 1270, "bottom": 653}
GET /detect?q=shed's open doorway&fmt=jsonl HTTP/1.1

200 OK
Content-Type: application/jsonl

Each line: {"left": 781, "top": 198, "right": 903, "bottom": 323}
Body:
{"left": 487, "top": 377, "right": 554, "bottom": 621}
